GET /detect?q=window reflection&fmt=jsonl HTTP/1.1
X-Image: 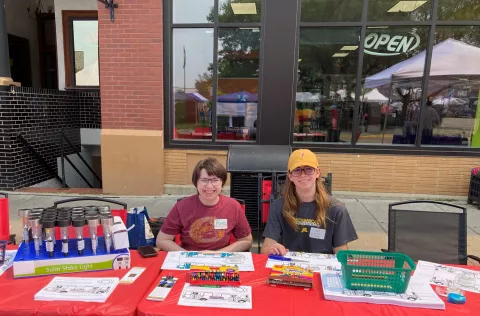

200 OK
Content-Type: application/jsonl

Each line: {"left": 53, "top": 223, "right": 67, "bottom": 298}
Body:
{"left": 422, "top": 27, "right": 480, "bottom": 147}
{"left": 173, "top": 0, "right": 214, "bottom": 24}
{"left": 368, "top": 0, "right": 432, "bottom": 21}
{"left": 438, "top": 0, "right": 480, "bottom": 20}
{"left": 217, "top": 28, "right": 260, "bottom": 141}
{"left": 73, "top": 20, "right": 98, "bottom": 86}
{"left": 172, "top": 29, "right": 214, "bottom": 140}
{"left": 358, "top": 26, "right": 429, "bottom": 145}
{"left": 219, "top": 0, "right": 261, "bottom": 23}
{"left": 295, "top": 28, "right": 360, "bottom": 143}
{"left": 301, "top": 0, "right": 363, "bottom": 22}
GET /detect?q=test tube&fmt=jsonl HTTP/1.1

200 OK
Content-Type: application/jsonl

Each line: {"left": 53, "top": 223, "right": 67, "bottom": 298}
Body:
{"left": 17, "top": 209, "right": 31, "bottom": 243}
{"left": 100, "top": 215, "right": 114, "bottom": 254}
{"left": 28, "top": 218, "right": 42, "bottom": 257}
{"left": 87, "top": 216, "right": 100, "bottom": 255}
{"left": 42, "top": 219, "right": 56, "bottom": 258}
{"left": 57, "top": 218, "right": 71, "bottom": 257}
{"left": 72, "top": 217, "right": 86, "bottom": 255}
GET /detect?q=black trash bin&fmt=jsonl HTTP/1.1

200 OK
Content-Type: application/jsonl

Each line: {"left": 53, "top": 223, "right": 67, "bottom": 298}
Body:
{"left": 226, "top": 145, "right": 291, "bottom": 252}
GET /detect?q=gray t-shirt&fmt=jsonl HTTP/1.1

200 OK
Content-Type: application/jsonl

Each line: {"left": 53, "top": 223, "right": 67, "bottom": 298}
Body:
{"left": 263, "top": 197, "right": 358, "bottom": 254}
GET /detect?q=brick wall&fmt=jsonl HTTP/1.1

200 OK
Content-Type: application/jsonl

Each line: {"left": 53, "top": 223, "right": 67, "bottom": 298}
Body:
{"left": 79, "top": 90, "right": 101, "bottom": 129}
{"left": 0, "top": 87, "right": 100, "bottom": 190}
{"left": 98, "top": 0, "right": 164, "bottom": 130}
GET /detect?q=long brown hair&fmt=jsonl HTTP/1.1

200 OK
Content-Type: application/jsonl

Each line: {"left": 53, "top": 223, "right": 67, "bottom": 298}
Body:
{"left": 282, "top": 176, "right": 330, "bottom": 231}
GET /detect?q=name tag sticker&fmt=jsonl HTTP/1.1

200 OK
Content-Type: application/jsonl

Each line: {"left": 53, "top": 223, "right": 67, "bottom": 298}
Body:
{"left": 309, "top": 227, "right": 326, "bottom": 240}
{"left": 214, "top": 219, "right": 228, "bottom": 230}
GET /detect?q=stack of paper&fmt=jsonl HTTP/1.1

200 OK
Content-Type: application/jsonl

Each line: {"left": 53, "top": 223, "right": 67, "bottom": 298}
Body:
{"left": 178, "top": 283, "right": 252, "bottom": 309}
{"left": 0, "top": 250, "right": 17, "bottom": 277}
{"left": 34, "top": 277, "right": 120, "bottom": 302}
{"left": 321, "top": 272, "right": 445, "bottom": 310}
{"left": 265, "top": 251, "right": 341, "bottom": 272}
{"left": 161, "top": 251, "right": 255, "bottom": 271}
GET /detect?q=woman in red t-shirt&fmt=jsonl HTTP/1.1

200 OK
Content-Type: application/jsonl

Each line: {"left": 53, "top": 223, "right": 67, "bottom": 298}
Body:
{"left": 156, "top": 158, "right": 253, "bottom": 251}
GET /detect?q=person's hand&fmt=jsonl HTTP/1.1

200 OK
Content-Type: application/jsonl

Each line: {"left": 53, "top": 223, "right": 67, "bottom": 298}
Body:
{"left": 265, "top": 243, "right": 288, "bottom": 256}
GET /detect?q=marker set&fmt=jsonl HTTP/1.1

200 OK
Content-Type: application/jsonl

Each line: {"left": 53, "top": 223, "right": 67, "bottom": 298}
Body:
{"left": 187, "top": 265, "right": 241, "bottom": 286}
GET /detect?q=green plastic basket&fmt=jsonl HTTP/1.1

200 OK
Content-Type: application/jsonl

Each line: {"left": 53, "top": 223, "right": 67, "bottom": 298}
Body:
{"left": 336, "top": 250, "right": 416, "bottom": 293}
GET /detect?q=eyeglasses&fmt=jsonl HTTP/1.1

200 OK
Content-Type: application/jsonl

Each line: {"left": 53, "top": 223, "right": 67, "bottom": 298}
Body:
{"left": 290, "top": 167, "right": 316, "bottom": 177}
{"left": 198, "top": 178, "right": 222, "bottom": 186}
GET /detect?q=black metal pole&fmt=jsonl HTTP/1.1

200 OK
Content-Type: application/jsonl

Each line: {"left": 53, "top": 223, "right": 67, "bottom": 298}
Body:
{"left": 61, "top": 133, "right": 66, "bottom": 188}
{"left": 0, "top": 0, "right": 11, "bottom": 80}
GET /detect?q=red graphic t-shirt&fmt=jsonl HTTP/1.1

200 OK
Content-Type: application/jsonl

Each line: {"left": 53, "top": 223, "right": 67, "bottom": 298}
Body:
{"left": 160, "top": 195, "right": 252, "bottom": 250}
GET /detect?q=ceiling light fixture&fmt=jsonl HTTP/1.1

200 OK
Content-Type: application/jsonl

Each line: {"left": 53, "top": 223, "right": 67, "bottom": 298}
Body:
{"left": 387, "top": 1, "right": 427, "bottom": 13}
{"left": 340, "top": 46, "right": 358, "bottom": 51}
{"left": 231, "top": 3, "right": 257, "bottom": 15}
{"left": 332, "top": 53, "right": 349, "bottom": 58}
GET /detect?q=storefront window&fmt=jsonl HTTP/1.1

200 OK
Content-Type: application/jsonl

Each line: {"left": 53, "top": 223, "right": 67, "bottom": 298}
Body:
{"left": 367, "top": 0, "right": 432, "bottom": 21}
{"left": 301, "top": 0, "right": 363, "bottom": 22}
{"left": 357, "top": 26, "right": 429, "bottom": 145}
{"left": 173, "top": 0, "right": 214, "bottom": 24}
{"left": 172, "top": 29, "right": 214, "bottom": 140}
{"left": 295, "top": 28, "right": 360, "bottom": 143}
{"left": 437, "top": 0, "right": 480, "bottom": 20}
{"left": 421, "top": 26, "right": 480, "bottom": 148}
{"left": 219, "top": 0, "right": 261, "bottom": 23}
{"left": 217, "top": 28, "right": 260, "bottom": 141}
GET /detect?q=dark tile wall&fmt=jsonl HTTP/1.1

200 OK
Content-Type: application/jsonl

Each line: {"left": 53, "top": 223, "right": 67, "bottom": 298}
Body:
{"left": 0, "top": 87, "right": 101, "bottom": 190}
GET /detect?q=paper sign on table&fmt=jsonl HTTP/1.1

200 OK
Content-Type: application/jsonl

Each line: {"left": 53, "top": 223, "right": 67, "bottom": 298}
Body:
{"left": 120, "top": 267, "right": 146, "bottom": 284}
{"left": 178, "top": 284, "right": 252, "bottom": 309}
{"left": 146, "top": 276, "right": 178, "bottom": 301}
{"left": 161, "top": 251, "right": 255, "bottom": 271}
{"left": 321, "top": 272, "right": 445, "bottom": 310}
{"left": 265, "top": 251, "right": 341, "bottom": 272}
{"left": 34, "top": 277, "right": 119, "bottom": 302}
{"left": 413, "top": 260, "right": 480, "bottom": 293}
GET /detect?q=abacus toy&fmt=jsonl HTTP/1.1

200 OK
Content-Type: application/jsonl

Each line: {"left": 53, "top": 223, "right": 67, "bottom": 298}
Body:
{"left": 187, "top": 265, "right": 241, "bottom": 286}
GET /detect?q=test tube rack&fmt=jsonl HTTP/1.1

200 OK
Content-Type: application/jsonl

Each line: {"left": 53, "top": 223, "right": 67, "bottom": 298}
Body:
{"left": 12, "top": 206, "right": 130, "bottom": 278}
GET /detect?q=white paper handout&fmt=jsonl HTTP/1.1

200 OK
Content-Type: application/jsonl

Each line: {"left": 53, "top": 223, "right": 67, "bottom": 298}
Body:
{"left": 178, "top": 284, "right": 252, "bottom": 309}
{"left": 265, "top": 251, "right": 341, "bottom": 272}
{"left": 413, "top": 260, "right": 480, "bottom": 293}
{"left": 321, "top": 272, "right": 445, "bottom": 310}
{"left": 0, "top": 250, "right": 17, "bottom": 277}
{"left": 34, "top": 277, "right": 120, "bottom": 302}
{"left": 161, "top": 251, "right": 255, "bottom": 271}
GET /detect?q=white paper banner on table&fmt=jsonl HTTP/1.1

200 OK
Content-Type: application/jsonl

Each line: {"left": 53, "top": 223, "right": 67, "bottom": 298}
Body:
{"left": 321, "top": 272, "right": 445, "bottom": 310}
{"left": 34, "top": 277, "right": 119, "bottom": 302}
{"left": 161, "top": 251, "right": 255, "bottom": 271}
{"left": 413, "top": 260, "right": 480, "bottom": 293}
{"left": 0, "top": 250, "right": 17, "bottom": 277}
{"left": 265, "top": 251, "right": 341, "bottom": 272}
{"left": 178, "top": 284, "right": 252, "bottom": 310}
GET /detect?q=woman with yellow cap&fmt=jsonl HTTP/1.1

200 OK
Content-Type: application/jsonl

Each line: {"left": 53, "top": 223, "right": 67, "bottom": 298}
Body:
{"left": 260, "top": 149, "right": 358, "bottom": 255}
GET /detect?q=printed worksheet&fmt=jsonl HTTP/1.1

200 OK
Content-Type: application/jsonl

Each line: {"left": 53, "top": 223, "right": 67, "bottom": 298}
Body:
{"left": 34, "top": 277, "right": 120, "bottom": 302}
{"left": 161, "top": 251, "right": 255, "bottom": 271}
{"left": 0, "top": 250, "right": 16, "bottom": 276}
{"left": 178, "top": 284, "right": 252, "bottom": 309}
{"left": 321, "top": 272, "right": 445, "bottom": 310}
{"left": 413, "top": 260, "right": 480, "bottom": 293}
{"left": 265, "top": 251, "right": 341, "bottom": 272}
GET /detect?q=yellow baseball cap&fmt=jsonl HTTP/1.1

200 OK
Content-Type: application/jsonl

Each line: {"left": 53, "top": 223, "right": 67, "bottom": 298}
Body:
{"left": 288, "top": 149, "right": 319, "bottom": 172}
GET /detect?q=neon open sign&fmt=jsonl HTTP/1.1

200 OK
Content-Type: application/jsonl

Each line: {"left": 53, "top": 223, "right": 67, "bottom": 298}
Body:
{"left": 364, "top": 32, "right": 420, "bottom": 56}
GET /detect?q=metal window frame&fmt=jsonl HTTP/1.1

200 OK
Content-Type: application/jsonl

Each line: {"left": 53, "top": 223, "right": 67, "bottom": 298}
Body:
{"left": 164, "top": 0, "right": 262, "bottom": 146}
{"left": 65, "top": 14, "right": 99, "bottom": 89}
{"left": 163, "top": 0, "right": 480, "bottom": 157}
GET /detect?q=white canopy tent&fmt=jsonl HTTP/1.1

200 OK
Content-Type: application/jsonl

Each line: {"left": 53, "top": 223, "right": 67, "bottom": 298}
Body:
{"left": 360, "top": 88, "right": 389, "bottom": 103}
{"left": 364, "top": 39, "right": 480, "bottom": 94}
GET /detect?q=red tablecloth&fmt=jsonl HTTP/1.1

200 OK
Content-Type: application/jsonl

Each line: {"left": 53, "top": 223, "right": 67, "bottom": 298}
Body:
{"left": 0, "top": 247, "right": 166, "bottom": 316}
{"left": 137, "top": 253, "right": 480, "bottom": 316}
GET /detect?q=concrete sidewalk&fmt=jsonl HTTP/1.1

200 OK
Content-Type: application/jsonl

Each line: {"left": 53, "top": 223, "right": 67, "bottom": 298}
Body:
{"left": 3, "top": 192, "right": 480, "bottom": 256}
